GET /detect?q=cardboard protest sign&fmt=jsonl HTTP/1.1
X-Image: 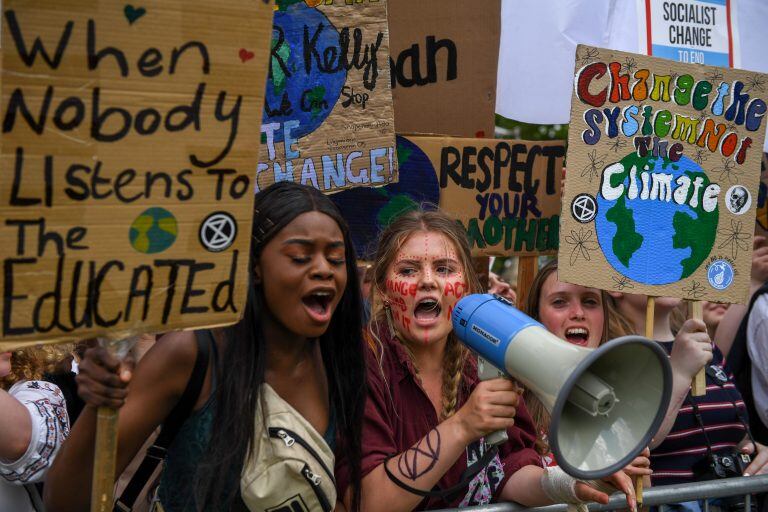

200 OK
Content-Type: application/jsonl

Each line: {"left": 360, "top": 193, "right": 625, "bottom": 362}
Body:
{"left": 255, "top": 0, "right": 397, "bottom": 194}
{"left": 0, "top": 1, "right": 273, "bottom": 350}
{"left": 332, "top": 135, "right": 564, "bottom": 259}
{"left": 757, "top": 153, "right": 768, "bottom": 237}
{"left": 387, "top": 0, "right": 500, "bottom": 138}
{"left": 559, "top": 45, "right": 768, "bottom": 303}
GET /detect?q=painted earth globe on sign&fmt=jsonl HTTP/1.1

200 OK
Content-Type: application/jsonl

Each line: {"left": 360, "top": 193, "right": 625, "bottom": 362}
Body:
{"left": 129, "top": 207, "right": 178, "bottom": 254}
{"left": 595, "top": 153, "right": 718, "bottom": 285}
{"left": 264, "top": 0, "right": 347, "bottom": 143}
{"left": 332, "top": 136, "right": 440, "bottom": 259}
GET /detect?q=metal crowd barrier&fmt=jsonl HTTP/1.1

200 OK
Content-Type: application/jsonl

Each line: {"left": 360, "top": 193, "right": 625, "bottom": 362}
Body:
{"left": 433, "top": 474, "right": 768, "bottom": 512}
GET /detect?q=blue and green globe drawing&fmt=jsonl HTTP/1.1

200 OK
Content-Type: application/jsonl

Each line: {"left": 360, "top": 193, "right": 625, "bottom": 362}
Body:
{"left": 264, "top": 1, "right": 347, "bottom": 142}
{"left": 332, "top": 136, "right": 440, "bottom": 259}
{"left": 595, "top": 153, "right": 719, "bottom": 285}
{"left": 129, "top": 207, "right": 178, "bottom": 254}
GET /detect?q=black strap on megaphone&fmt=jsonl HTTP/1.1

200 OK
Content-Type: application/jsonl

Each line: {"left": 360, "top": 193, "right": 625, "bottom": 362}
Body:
{"left": 383, "top": 443, "right": 499, "bottom": 500}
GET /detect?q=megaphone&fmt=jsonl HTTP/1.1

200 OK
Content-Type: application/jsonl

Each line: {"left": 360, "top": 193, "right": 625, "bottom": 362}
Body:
{"left": 452, "top": 294, "right": 672, "bottom": 480}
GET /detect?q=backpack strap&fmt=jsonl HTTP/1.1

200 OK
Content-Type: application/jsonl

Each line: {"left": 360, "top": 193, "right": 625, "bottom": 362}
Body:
{"left": 114, "top": 330, "right": 213, "bottom": 512}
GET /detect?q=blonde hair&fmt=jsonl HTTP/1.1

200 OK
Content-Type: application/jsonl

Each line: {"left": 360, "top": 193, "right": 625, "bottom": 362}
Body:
{"left": 1, "top": 344, "right": 74, "bottom": 390}
{"left": 520, "top": 259, "right": 633, "bottom": 454}
{"left": 369, "top": 210, "right": 482, "bottom": 420}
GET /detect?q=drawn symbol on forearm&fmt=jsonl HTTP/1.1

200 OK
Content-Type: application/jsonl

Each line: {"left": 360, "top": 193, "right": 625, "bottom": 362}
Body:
{"left": 397, "top": 428, "right": 441, "bottom": 481}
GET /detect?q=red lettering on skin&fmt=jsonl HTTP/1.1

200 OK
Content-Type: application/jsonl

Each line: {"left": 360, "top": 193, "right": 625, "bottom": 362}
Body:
{"left": 444, "top": 281, "right": 465, "bottom": 299}
{"left": 390, "top": 296, "right": 407, "bottom": 312}
{"left": 447, "top": 304, "right": 454, "bottom": 320}
{"left": 385, "top": 279, "right": 418, "bottom": 297}
{"left": 402, "top": 316, "right": 412, "bottom": 332}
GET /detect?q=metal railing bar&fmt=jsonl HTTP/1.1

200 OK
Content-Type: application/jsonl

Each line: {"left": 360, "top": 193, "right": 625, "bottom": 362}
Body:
{"left": 431, "top": 474, "right": 768, "bottom": 512}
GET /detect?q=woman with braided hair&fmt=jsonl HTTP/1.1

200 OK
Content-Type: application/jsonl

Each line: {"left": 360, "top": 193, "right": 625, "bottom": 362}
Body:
{"left": 334, "top": 210, "right": 638, "bottom": 511}
{"left": 1, "top": 345, "right": 71, "bottom": 511}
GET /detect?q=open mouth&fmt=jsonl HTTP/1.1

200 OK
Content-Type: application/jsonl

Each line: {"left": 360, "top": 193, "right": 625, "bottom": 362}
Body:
{"left": 301, "top": 290, "right": 335, "bottom": 322}
{"left": 414, "top": 298, "right": 442, "bottom": 321}
{"left": 564, "top": 327, "right": 590, "bottom": 346}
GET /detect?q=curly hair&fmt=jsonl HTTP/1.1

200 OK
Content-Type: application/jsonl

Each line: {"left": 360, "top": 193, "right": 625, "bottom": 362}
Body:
{"left": 1, "top": 344, "right": 74, "bottom": 390}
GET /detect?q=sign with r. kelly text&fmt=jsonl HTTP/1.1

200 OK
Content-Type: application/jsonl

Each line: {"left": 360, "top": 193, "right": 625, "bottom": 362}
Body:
{"left": 256, "top": 0, "right": 398, "bottom": 194}
{"left": 559, "top": 45, "right": 768, "bottom": 304}
{"left": 332, "top": 135, "right": 564, "bottom": 259}
{"left": 0, "top": 1, "right": 273, "bottom": 350}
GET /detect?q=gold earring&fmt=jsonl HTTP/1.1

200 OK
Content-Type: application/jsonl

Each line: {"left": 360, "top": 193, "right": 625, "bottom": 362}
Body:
{"left": 383, "top": 301, "right": 396, "bottom": 339}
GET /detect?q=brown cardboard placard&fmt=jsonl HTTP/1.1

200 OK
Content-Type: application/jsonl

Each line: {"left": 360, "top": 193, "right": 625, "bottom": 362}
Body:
{"left": 387, "top": 0, "right": 500, "bottom": 138}
{"left": 0, "top": 0, "right": 273, "bottom": 350}
{"left": 255, "top": 0, "right": 397, "bottom": 194}
{"left": 331, "top": 135, "right": 564, "bottom": 258}
{"left": 559, "top": 45, "right": 768, "bottom": 304}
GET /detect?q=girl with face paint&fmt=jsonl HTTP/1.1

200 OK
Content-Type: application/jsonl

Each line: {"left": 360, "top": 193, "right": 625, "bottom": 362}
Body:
{"left": 334, "top": 211, "right": 638, "bottom": 511}
{"left": 45, "top": 183, "right": 367, "bottom": 512}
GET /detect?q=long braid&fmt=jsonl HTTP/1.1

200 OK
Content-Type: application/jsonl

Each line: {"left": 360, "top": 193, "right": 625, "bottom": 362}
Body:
{"left": 440, "top": 335, "right": 467, "bottom": 420}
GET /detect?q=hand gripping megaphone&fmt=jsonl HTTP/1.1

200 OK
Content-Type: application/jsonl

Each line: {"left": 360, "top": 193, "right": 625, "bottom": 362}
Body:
{"left": 452, "top": 294, "right": 672, "bottom": 480}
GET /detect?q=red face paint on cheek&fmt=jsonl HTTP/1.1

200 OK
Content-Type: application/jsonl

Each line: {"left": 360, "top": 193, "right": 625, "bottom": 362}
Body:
{"left": 447, "top": 304, "right": 454, "bottom": 320}
{"left": 443, "top": 281, "right": 466, "bottom": 299}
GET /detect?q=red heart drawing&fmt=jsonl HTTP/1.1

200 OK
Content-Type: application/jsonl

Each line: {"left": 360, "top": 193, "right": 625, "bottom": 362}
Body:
{"left": 239, "top": 48, "right": 255, "bottom": 63}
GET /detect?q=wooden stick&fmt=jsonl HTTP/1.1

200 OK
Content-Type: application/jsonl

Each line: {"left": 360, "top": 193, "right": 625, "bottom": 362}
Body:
{"left": 91, "top": 407, "right": 118, "bottom": 512}
{"left": 691, "top": 301, "right": 707, "bottom": 396}
{"left": 516, "top": 256, "right": 538, "bottom": 308}
{"left": 635, "top": 296, "right": 656, "bottom": 507}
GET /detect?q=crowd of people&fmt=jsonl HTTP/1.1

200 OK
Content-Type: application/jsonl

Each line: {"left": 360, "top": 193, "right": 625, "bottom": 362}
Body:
{"left": 2, "top": 177, "right": 768, "bottom": 512}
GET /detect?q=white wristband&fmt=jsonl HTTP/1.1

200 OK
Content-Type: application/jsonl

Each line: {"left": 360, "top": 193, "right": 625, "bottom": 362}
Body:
{"left": 540, "top": 466, "right": 583, "bottom": 504}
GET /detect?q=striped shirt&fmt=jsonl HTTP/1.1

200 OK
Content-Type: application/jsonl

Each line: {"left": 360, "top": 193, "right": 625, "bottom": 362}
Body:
{"left": 650, "top": 342, "right": 748, "bottom": 485}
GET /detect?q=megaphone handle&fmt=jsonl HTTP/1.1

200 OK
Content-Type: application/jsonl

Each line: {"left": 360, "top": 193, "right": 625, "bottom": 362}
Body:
{"left": 477, "top": 356, "right": 509, "bottom": 446}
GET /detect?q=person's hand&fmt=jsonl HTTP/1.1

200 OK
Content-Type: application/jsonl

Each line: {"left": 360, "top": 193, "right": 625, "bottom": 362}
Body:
{"left": 751, "top": 236, "right": 768, "bottom": 286}
{"left": 670, "top": 319, "right": 713, "bottom": 381}
{"left": 574, "top": 471, "right": 637, "bottom": 511}
{"left": 622, "top": 447, "right": 652, "bottom": 478}
{"left": 450, "top": 378, "right": 520, "bottom": 444}
{"left": 489, "top": 272, "right": 517, "bottom": 304}
{"left": 739, "top": 439, "right": 768, "bottom": 476}
{"left": 76, "top": 346, "right": 135, "bottom": 409}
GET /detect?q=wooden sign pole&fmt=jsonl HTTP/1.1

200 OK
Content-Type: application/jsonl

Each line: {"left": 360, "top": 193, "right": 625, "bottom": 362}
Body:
{"left": 91, "top": 408, "right": 118, "bottom": 512}
{"left": 690, "top": 301, "right": 707, "bottom": 396}
{"left": 635, "top": 296, "right": 656, "bottom": 506}
{"left": 516, "top": 256, "right": 538, "bottom": 308}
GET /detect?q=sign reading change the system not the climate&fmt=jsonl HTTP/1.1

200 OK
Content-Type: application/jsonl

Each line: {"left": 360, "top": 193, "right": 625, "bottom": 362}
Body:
{"left": 0, "top": 1, "right": 273, "bottom": 349}
{"left": 559, "top": 45, "right": 768, "bottom": 303}
{"left": 256, "top": 0, "right": 398, "bottom": 194}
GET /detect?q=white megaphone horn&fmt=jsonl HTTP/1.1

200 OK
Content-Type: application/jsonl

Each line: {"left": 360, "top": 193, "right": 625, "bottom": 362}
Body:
{"left": 452, "top": 294, "right": 672, "bottom": 480}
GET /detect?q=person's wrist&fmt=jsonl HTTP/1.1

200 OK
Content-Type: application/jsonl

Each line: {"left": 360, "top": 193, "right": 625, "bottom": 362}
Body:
{"left": 446, "top": 412, "right": 473, "bottom": 445}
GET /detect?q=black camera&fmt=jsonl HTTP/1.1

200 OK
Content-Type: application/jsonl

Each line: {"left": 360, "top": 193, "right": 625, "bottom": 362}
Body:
{"left": 693, "top": 450, "right": 752, "bottom": 480}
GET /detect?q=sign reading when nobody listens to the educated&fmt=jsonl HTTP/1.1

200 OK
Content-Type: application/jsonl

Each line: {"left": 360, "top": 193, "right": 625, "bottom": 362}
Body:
{"left": 255, "top": 0, "right": 398, "bottom": 194}
{"left": 331, "top": 135, "right": 564, "bottom": 258}
{"left": 0, "top": 1, "right": 273, "bottom": 350}
{"left": 559, "top": 45, "right": 768, "bottom": 304}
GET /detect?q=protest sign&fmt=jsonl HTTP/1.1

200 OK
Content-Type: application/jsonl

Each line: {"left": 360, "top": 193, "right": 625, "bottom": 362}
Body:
{"left": 0, "top": 0, "right": 273, "bottom": 350}
{"left": 332, "top": 135, "right": 564, "bottom": 258}
{"left": 638, "top": 0, "right": 739, "bottom": 68}
{"left": 255, "top": 0, "right": 398, "bottom": 194}
{"left": 559, "top": 45, "right": 768, "bottom": 304}
{"left": 388, "top": 0, "right": 500, "bottom": 137}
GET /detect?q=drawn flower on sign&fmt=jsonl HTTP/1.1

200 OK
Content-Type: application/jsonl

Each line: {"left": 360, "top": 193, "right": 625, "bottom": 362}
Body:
{"left": 697, "top": 110, "right": 710, "bottom": 123}
{"left": 611, "top": 275, "right": 635, "bottom": 291}
{"left": 725, "top": 121, "right": 737, "bottom": 133}
{"left": 693, "top": 148, "right": 709, "bottom": 165}
{"left": 608, "top": 138, "right": 627, "bottom": 153}
{"left": 713, "top": 157, "right": 740, "bottom": 184}
{"left": 565, "top": 228, "right": 598, "bottom": 266}
{"left": 577, "top": 48, "right": 600, "bottom": 67}
{"left": 683, "top": 280, "right": 706, "bottom": 299}
{"left": 622, "top": 57, "right": 637, "bottom": 75}
{"left": 718, "top": 219, "right": 751, "bottom": 259}
{"left": 581, "top": 149, "right": 606, "bottom": 183}
{"left": 705, "top": 69, "right": 724, "bottom": 83}
{"left": 745, "top": 75, "right": 767, "bottom": 93}
{"left": 669, "top": 71, "right": 680, "bottom": 85}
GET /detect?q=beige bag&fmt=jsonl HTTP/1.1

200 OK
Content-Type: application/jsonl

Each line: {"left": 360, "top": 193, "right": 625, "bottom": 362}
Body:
{"left": 241, "top": 384, "right": 337, "bottom": 512}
